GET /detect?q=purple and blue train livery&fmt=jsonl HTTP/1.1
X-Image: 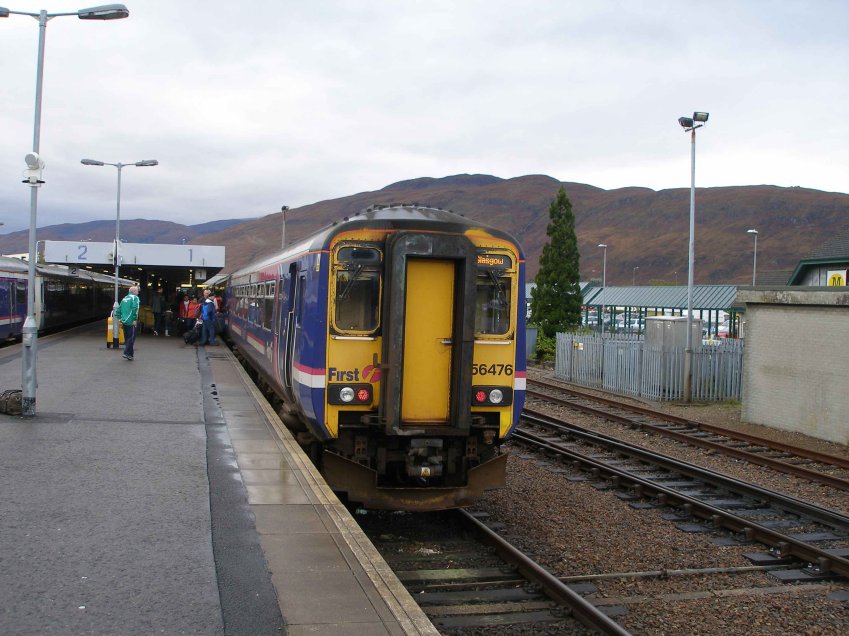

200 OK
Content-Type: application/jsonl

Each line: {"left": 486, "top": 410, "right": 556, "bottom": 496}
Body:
{"left": 226, "top": 205, "right": 526, "bottom": 511}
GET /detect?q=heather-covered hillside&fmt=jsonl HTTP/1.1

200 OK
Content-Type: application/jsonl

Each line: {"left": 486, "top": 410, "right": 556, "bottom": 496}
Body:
{"left": 2, "top": 175, "right": 847, "bottom": 285}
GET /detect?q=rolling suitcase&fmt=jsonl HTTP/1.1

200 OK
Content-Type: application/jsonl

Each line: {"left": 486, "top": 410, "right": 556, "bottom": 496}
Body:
{"left": 183, "top": 323, "right": 201, "bottom": 345}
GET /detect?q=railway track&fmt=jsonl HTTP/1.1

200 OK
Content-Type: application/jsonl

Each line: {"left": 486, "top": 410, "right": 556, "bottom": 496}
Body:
{"left": 527, "top": 377, "right": 849, "bottom": 492}
{"left": 358, "top": 509, "right": 631, "bottom": 635}
{"left": 517, "top": 409, "right": 849, "bottom": 583}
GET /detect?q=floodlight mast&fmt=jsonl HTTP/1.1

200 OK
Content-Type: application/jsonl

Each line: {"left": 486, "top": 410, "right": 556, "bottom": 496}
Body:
{"left": 678, "top": 110, "right": 709, "bottom": 403}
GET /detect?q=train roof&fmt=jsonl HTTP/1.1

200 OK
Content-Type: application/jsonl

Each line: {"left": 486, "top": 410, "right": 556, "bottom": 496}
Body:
{"left": 0, "top": 255, "right": 133, "bottom": 285}
{"left": 231, "top": 204, "right": 525, "bottom": 279}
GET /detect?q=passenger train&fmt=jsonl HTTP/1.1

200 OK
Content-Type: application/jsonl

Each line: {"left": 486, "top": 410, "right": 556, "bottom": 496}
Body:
{"left": 226, "top": 204, "right": 526, "bottom": 511}
{"left": 0, "top": 255, "right": 124, "bottom": 340}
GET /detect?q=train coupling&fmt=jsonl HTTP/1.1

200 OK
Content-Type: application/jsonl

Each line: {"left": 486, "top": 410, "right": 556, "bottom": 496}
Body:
{"left": 406, "top": 438, "right": 444, "bottom": 480}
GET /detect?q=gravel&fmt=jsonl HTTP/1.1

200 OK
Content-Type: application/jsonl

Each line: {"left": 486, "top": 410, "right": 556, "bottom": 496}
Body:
{"left": 471, "top": 368, "right": 849, "bottom": 635}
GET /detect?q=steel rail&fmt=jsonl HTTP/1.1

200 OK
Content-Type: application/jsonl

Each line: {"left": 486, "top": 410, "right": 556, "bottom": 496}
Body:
{"left": 526, "top": 383, "right": 849, "bottom": 491}
{"left": 521, "top": 408, "right": 849, "bottom": 529}
{"left": 528, "top": 378, "right": 849, "bottom": 469}
{"left": 457, "top": 509, "right": 632, "bottom": 636}
{"left": 514, "top": 417, "right": 849, "bottom": 578}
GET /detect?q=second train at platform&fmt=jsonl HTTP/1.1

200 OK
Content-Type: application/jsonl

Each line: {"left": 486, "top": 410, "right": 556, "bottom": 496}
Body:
{"left": 0, "top": 256, "right": 125, "bottom": 341}
{"left": 224, "top": 204, "right": 526, "bottom": 511}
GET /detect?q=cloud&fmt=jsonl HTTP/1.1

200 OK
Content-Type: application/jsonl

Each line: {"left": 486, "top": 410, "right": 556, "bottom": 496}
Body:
{"left": 1, "top": 0, "right": 847, "bottom": 233}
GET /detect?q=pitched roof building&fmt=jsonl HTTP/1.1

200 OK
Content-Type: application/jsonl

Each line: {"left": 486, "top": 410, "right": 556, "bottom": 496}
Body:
{"left": 788, "top": 224, "right": 849, "bottom": 286}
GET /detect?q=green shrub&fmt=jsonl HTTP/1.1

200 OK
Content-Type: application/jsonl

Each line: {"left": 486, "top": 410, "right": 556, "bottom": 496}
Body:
{"left": 535, "top": 332, "right": 556, "bottom": 360}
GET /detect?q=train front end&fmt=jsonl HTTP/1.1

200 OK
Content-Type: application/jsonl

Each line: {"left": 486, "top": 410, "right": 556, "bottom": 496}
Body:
{"left": 319, "top": 207, "right": 525, "bottom": 511}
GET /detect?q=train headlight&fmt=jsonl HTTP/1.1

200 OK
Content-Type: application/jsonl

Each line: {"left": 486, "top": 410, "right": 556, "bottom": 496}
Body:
{"left": 328, "top": 383, "right": 373, "bottom": 405}
{"left": 472, "top": 386, "right": 513, "bottom": 406}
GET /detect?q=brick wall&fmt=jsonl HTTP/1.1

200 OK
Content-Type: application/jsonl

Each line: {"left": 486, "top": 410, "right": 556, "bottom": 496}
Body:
{"left": 740, "top": 289, "right": 849, "bottom": 445}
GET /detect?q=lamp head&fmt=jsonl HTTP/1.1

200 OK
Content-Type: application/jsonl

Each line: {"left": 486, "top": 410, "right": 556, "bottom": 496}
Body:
{"left": 693, "top": 111, "right": 709, "bottom": 123}
{"left": 0, "top": 7, "right": 10, "bottom": 18}
{"left": 678, "top": 116, "right": 694, "bottom": 129}
{"left": 78, "top": 4, "right": 129, "bottom": 20}
{"left": 81, "top": 158, "right": 105, "bottom": 166}
{"left": 598, "top": 243, "right": 607, "bottom": 249}
{"left": 134, "top": 159, "right": 158, "bottom": 167}
{"left": 747, "top": 229, "right": 758, "bottom": 235}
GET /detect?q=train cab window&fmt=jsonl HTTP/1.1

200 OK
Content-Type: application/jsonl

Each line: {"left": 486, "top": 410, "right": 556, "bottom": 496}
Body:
{"left": 332, "top": 246, "right": 381, "bottom": 334}
{"left": 475, "top": 266, "right": 512, "bottom": 336}
{"left": 15, "top": 281, "right": 26, "bottom": 307}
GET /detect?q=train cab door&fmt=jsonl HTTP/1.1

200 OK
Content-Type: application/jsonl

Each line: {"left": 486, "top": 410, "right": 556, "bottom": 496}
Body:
{"left": 401, "top": 259, "right": 454, "bottom": 423}
{"left": 381, "top": 232, "right": 477, "bottom": 432}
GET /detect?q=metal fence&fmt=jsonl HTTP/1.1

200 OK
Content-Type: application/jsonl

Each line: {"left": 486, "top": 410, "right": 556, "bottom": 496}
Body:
{"left": 555, "top": 333, "right": 744, "bottom": 402}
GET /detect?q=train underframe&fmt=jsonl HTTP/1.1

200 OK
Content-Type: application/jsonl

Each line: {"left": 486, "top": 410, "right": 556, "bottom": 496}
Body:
{"left": 321, "top": 420, "right": 508, "bottom": 511}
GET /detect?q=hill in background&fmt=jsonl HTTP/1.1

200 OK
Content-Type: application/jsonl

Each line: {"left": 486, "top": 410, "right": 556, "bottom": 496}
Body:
{"left": 2, "top": 175, "right": 847, "bottom": 285}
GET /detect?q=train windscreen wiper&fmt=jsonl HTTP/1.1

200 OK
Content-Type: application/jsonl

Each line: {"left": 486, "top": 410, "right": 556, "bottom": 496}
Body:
{"left": 487, "top": 269, "right": 506, "bottom": 308}
{"left": 339, "top": 263, "right": 365, "bottom": 299}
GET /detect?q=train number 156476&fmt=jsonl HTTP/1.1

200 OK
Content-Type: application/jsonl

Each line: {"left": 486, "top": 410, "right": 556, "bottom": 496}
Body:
{"left": 472, "top": 364, "right": 513, "bottom": 376}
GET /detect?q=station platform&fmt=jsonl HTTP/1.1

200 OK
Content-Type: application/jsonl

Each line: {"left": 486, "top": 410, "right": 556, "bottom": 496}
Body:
{"left": 0, "top": 323, "right": 437, "bottom": 635}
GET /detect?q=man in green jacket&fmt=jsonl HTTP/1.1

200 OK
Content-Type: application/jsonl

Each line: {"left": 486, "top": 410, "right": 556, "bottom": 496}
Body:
{"left": 116, "top": 285, "right": 140, "bottom": 361}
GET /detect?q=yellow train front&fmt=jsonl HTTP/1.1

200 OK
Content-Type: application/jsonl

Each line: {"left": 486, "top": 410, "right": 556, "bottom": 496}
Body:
{"left": 228, "top": 204, "right": 526, "bottom": 511}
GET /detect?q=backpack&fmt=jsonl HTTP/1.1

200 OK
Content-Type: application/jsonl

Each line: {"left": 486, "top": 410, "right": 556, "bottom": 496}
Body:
{"left": 194, "top": 304, "right": 203, "bottom": 319}
{"left": 0, "top": 389, "right": 23, "bottom": 416}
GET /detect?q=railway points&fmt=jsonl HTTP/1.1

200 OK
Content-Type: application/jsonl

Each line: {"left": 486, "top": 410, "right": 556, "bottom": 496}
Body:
{"left": 0, "top": 323, "right": 436, "bottom": 635}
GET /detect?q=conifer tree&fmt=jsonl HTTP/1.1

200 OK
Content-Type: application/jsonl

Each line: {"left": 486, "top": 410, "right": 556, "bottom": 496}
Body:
{"left": 530, "top": 186, "right": 582, "bottom": 337}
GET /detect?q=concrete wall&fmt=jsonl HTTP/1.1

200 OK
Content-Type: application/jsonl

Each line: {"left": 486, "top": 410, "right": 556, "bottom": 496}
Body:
{"left": 739, "top": 288, "right": 849, "bottom": 445}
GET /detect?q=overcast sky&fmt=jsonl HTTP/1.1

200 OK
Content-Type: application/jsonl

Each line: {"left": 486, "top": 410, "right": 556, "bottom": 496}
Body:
{"left": 1, "top": 0, "right": 847, "bottom": 233}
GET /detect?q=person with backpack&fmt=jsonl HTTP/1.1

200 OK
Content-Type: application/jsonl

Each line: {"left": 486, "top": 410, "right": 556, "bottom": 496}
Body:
{"left": 198, "top": 288, "right": 218, "bottom": 346}
{"left": 115, "top": 285, "right": 140, "bottom": 361}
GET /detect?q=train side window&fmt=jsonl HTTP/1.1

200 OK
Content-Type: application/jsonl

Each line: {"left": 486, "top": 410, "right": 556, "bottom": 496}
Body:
{"left": 332, "top": 246, "right": 381, "bottom": 334}
{"left": 263, "top": 281, "right": 275, "bottom": 330}
{"left": 15, "top": 281, "right": 26, "bottom": 307}
{"left": 475, "top": 269, "right": 512, "bottom": 335}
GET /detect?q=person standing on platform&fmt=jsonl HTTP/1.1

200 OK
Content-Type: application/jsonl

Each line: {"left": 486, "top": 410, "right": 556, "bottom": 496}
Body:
{"left": 186, "top": 294, "right": 201, "bottom": 332}
{"left": 116, "top": 285, "right": 140, "bottom": 361}
{"left": 199, "top": 288, "right": 218, "bottom": 346}
{"left": 150, "top": 286, "right": 166, "bottom": 336}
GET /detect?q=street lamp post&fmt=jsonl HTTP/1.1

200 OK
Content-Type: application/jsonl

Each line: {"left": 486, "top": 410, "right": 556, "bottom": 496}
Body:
{"left": 632, "top": 266, "right": 639, "bottom": 286}
{"left": 678, "top": 111, "right": 709, "bottom": 403}
{"left": 281, "top": 205, "right": 290, "bottom": 249}
{"left": 81, "top": 158, "right": 158, "bottom": 349}
{"left": 747, "top": 229, "right": 758, "bottom": 285}
{"left": 2, "top": 3, "right": 129, "bottom": 416}
{"left": 598, "top": 243, "right": 607, "bottom": 336}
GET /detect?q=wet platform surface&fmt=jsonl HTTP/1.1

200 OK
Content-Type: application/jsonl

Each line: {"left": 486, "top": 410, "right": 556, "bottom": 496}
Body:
{"left": 0, "top": 323, "right": 436, "bottom": 635}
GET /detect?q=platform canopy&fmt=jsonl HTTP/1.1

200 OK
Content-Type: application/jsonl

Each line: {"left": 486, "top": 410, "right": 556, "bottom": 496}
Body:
{"left": 38, "top": 240, "right": 225, "bottom": 286}
{"left": 583, "top": 285, "right": 740, "bottom": 312}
